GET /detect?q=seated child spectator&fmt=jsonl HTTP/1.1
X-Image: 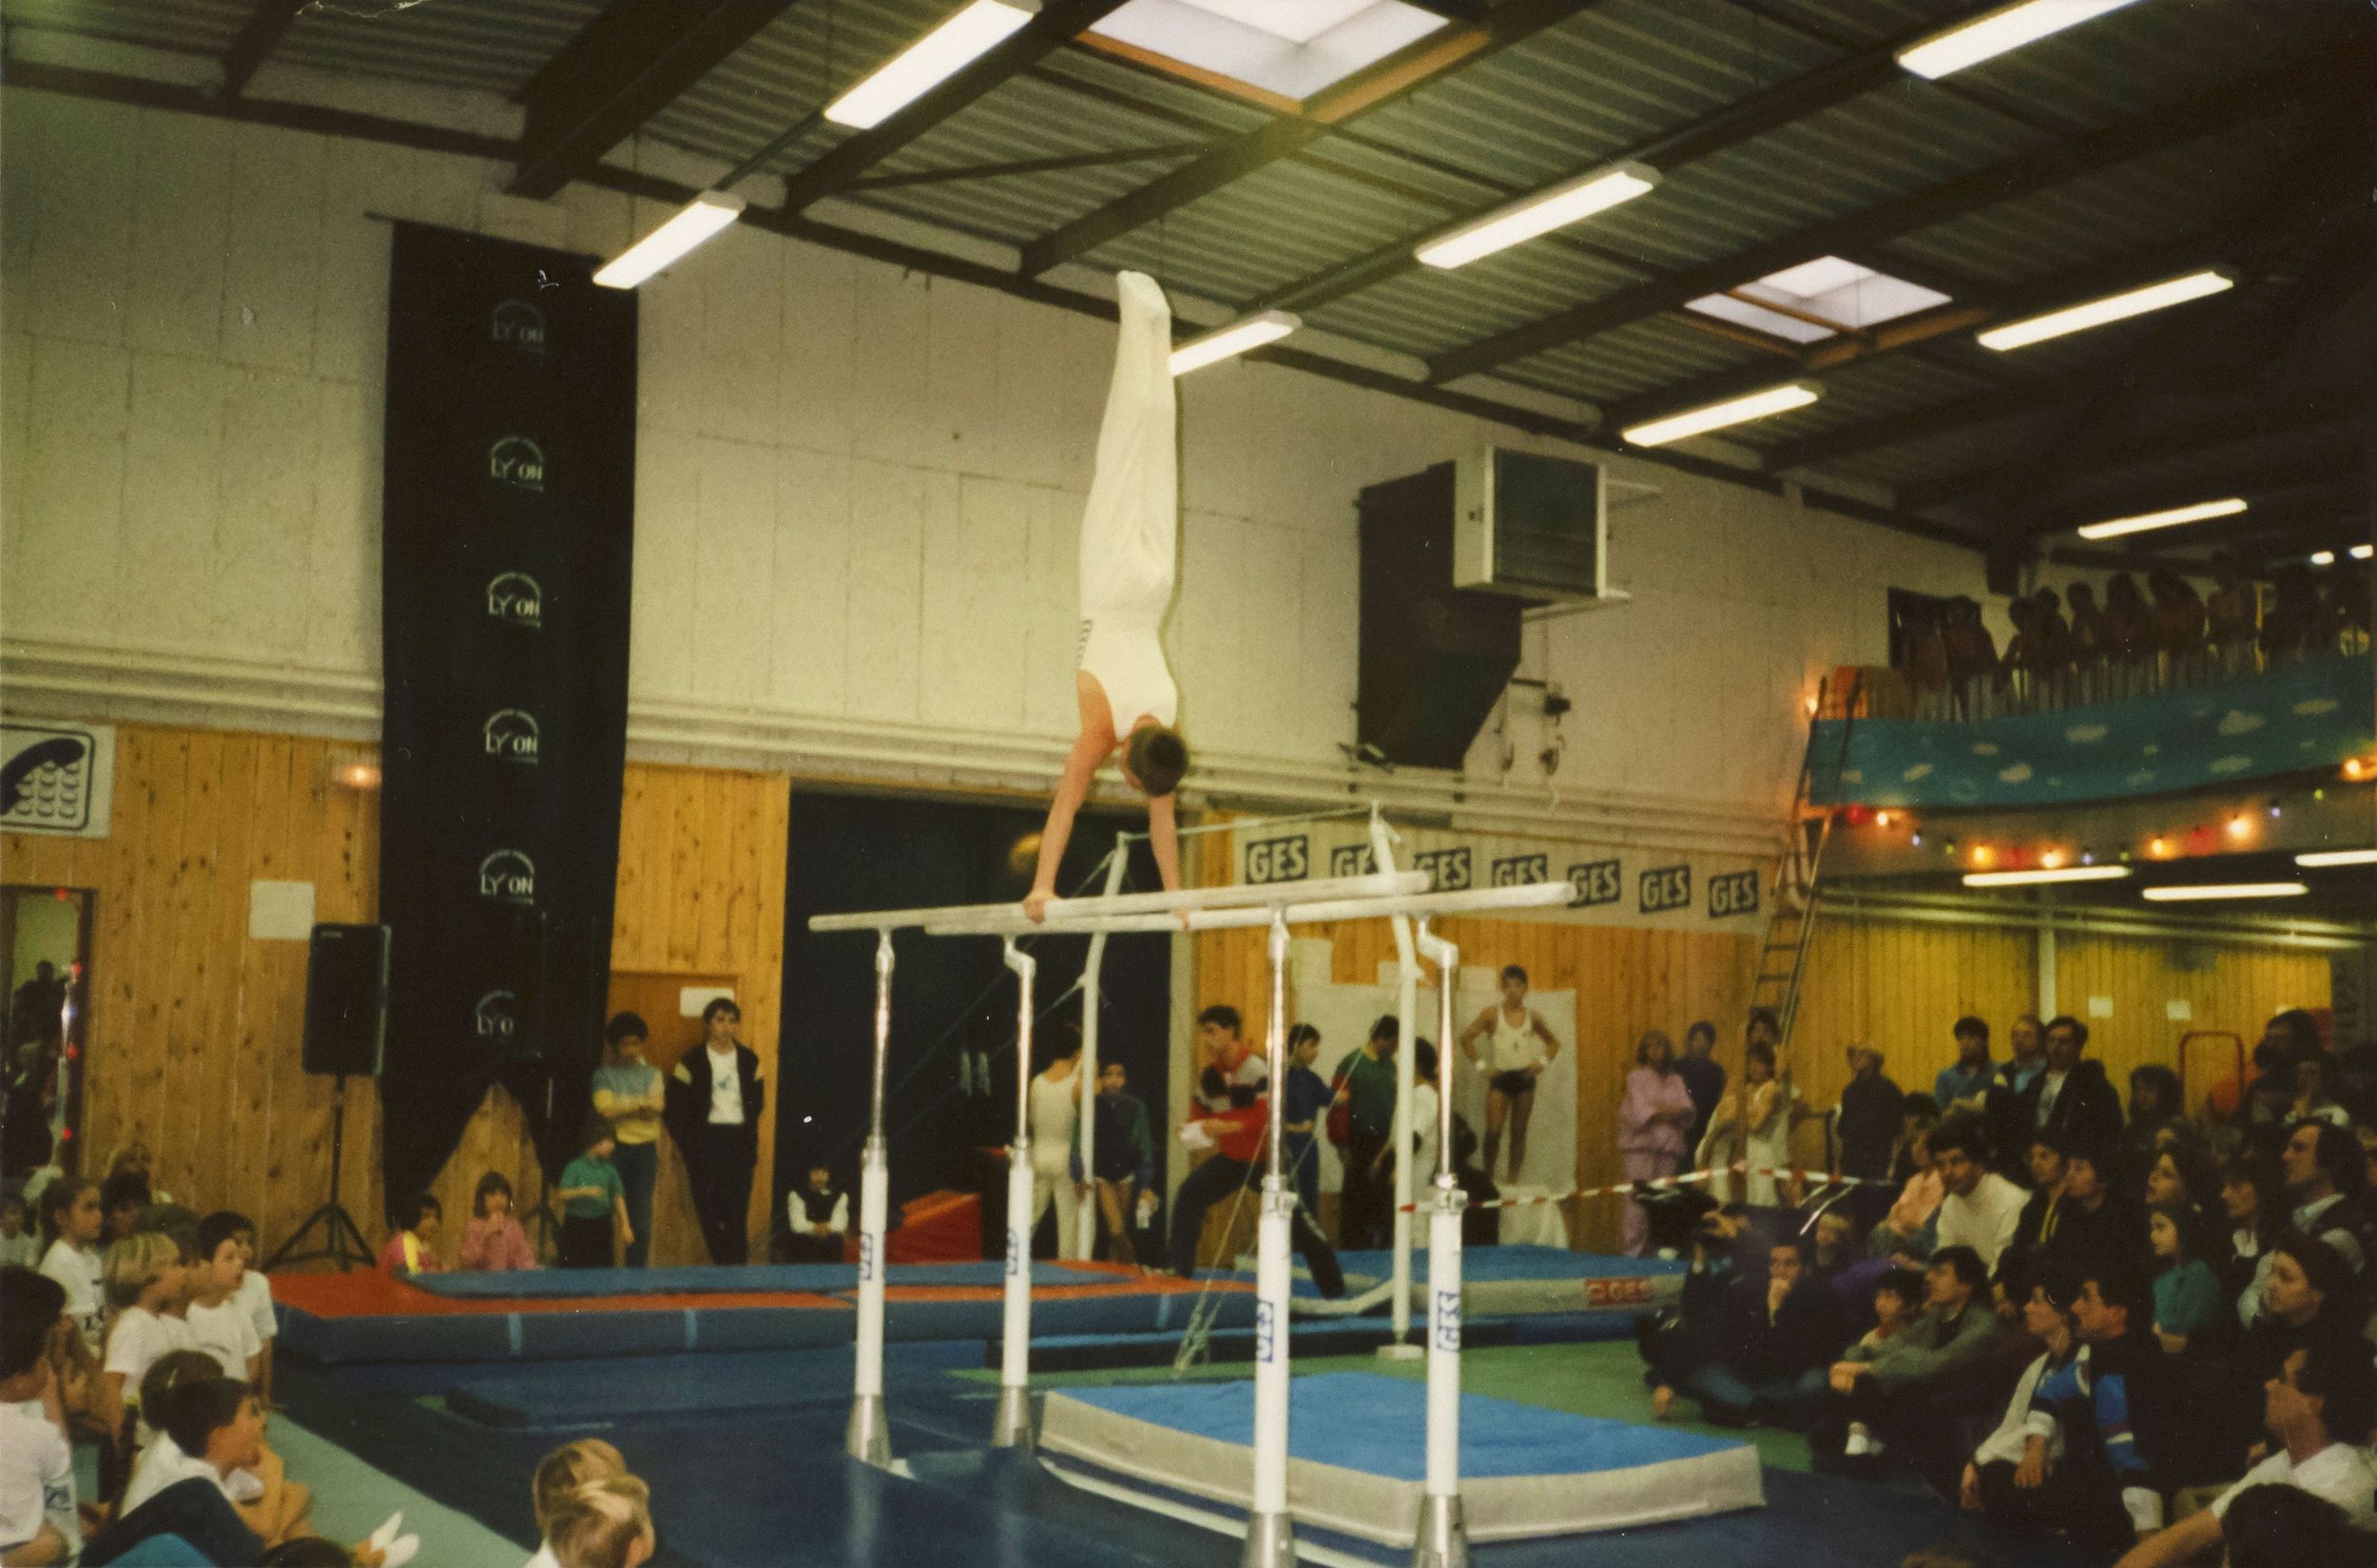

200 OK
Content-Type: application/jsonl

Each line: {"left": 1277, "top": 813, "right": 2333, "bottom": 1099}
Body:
{"left": 186, "top": 1213, "right": 263, "bottom": 1383}
{"left": 1658, "top": 1237, "right": 1847, "bottom": 1428}
{"left": 377, "top": 1196, "right": 442, "bottom": 1278}
{"left": 2145, "top": 1200, "right": 2222, "bottom": 1357}
{"left": 99, "top": 1231, "right": 198, "bottom": 1461}
{"left": 1869, "top": 1129, "right": 1942, "bottom": 1264}
{"left": 0, "top": 1267, "right": 79, "bottom": 1568}
{"left": 1824, "top": 1264, "right": 1926, "bottom": 1458}
{"left": 527, "top": 1440, "right": 628, "bottom": 1568}
{"left": 460, "top": 1173, "right": 537, "bottom": 1272}
{"left": 99, "top": 1173, "right": 149, "bottom": 1249}
{"left": 2108, "top": 1333, "right": 2377, "bottom": 1566}
{"left": 1813, "top": 1247, "right": 2008, "bottom": 1493}
{"left": 782, "top": 1164, "right": 849, "bottom": 1265}
{"left": 555, "top": 1119, "right": 630, "bottom": 1270}
{"left": 131, "top": 1352, "right": 311, "bottom": 1548}
{"left": 35, "top": 1176, "right": 105, "bottom": 1350}
{"left": 1963, "top": 1269, "right": 2078, "bottom": 1519}
{"left": 0, "top": 1190, "right": 38, "bottom": 1268}
{"left": 547, "top": 1477, "right": 654, "bottom": 1568}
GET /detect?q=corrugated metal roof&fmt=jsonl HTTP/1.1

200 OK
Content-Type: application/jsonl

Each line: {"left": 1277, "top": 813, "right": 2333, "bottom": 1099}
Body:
{"left": 5, "top": 0, "right": 2354, "bottom": 549}
{"left": 273, "top": 0, "right": 603, "bottom": 99}
{"left": 2, "top": 0, "right": 251, "bottom": 57}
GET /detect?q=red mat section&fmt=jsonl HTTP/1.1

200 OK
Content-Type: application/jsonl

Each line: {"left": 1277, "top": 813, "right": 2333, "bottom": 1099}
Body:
{"left": 270, "top": 1270, "right": 848, "bottom": 1319}
{"left": 883, "top": 1277, "right": 1249, "bottom": 1303}
{"left": 885, "top": 1189, "right": 980, "bottom": 1264}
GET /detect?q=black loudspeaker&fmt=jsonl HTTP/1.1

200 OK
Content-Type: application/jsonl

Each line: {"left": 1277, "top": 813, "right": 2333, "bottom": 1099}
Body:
{"left": 1357, "top": 461, "right": 1521, "bottom": 769}
{"left": 302, "top": 923, "right": 391, "bottom": 1077}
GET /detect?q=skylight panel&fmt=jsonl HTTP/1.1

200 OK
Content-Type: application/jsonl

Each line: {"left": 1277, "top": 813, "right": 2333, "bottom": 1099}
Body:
{"left": 1089, "top": 0, "right": 1449, "bottom": 101}
{"left": 1684, "top": 256, "right": 1952, "bottom": 344}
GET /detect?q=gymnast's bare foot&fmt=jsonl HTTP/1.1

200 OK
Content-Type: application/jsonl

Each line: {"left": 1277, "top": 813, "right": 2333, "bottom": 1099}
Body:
{"left": 1651, "top": 1384, "right": 1673, "bottom": 1422}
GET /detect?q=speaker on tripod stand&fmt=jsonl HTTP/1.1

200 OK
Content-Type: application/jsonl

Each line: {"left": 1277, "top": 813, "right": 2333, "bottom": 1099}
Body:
{"left": 265, "top": 923, "right": 389, "bottom": 1271}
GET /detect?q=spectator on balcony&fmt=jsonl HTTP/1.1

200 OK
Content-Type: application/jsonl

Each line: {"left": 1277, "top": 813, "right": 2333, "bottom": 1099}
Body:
{"left": 2207, "top": 556, "right": 2258, "bottom": 673}
{"left": 1905, "top": 606, "right": 1951, "bottom": 710}
{"left": 2262, "top": 564, "right": 2322, "bottom": 661}
{"left": 2065, "top": 581, "right": 2106, "bottom": 667}
{"left": 2147, "top": 568, "right": 2207, "bottom": 671}
{"left": 1941, "top": 598, "right": 1998, "bottom": 715}
{"left": 2315, "top": 564, "right": 2369, "bottom": 649}
{"left": 2099, "top": 573, "right": 2150, "bottom": 667}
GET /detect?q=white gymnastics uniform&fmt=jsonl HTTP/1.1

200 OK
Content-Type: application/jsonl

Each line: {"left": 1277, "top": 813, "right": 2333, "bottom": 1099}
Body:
{"left": 1483, "top": 1009, "right": 1547, "bottom": 1092}
{"left": 1076, "top": 271, "right": 1179, "bottom": 736}
{"left": 1027, "top": 1071, "right": 1084, "bottom": 1260}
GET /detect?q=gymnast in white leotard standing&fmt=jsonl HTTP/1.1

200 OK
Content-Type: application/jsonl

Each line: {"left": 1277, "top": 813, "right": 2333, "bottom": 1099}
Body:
{"left": 1025, "top": 271, "right": 1188, "bottom": 920}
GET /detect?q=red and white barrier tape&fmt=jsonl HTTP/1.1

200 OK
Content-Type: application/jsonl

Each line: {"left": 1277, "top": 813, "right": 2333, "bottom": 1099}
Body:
{"left": 1395, "top": 1163, "right": 1891, "bottom": 1213}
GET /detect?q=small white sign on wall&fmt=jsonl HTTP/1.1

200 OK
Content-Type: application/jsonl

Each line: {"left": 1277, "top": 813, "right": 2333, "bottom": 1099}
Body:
{"left": 2166, "top": 998, "right": 2193, "bottom": 1022}
{"left": 680, "top": 985, "right": 735, "bottom": 1017}
{"left": 2088, "top": 995, "right": 2115, "bottom": 1019}
{"left": 248, "top": 881, "right": 317, "bottom": 941}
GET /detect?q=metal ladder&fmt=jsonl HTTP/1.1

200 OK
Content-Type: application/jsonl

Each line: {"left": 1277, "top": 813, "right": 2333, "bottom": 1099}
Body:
{"left": 1748, "top": 672, "right": 1863, "bottom": 1055}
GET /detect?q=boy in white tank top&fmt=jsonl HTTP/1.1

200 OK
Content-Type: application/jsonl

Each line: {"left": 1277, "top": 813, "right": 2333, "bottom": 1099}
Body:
{"left": 1025, "top": 272, "right": 1188, "bottom": 920}
{"left": 1458, "top": 964, "right": 1560, "bottom": 1182}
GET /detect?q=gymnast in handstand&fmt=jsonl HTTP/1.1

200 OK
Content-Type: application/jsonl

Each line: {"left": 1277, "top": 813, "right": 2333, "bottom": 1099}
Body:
{"left": 1024, "top": 271, "right": 1188, "bottom": 921}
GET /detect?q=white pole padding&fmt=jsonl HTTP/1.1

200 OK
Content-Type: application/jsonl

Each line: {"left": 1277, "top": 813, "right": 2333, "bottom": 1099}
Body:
{"left": 855, "top": 1152, "right": 890, "bottom": 1398}
{"left": 1251, "top": 1195, "right": 1294, "bottom": 1513}
{"left": 1370, "top": 810, "right": 1419, "bottom": 1349}
{"left": 807, "top": 870, "right": 1427, "bottom": 932}
{"left": 846, "top": 930, "right": 897, "bottom": 1465}
{"left": 1075, "top": 839, "right": 1130, "bottom": 1260}
{"left": 919, "top": 878, "right": 1578, "bottom": 938}
{"left": 995, "top": 938, "right": 1037, "bottom": 1446}
{"left": 1425, "top": 1192, "right": 1464, "bottom": 1502}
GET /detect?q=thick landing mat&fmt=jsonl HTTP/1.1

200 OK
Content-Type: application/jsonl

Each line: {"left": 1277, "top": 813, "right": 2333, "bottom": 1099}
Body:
{"left": 1321, "top": 1246, "right": 1686, "bottom": 1318}
{"left": 1039, "top": 1371, "right": 1759, "bottom": 1559}
{"left": 412, "top": 1259, "right": 1108, "bottom": 1298}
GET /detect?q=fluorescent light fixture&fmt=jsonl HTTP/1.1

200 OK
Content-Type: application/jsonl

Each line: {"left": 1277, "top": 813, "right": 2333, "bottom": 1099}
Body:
{"left": 1978, "top": 268, "right": 2234, "bottom": 352}
{"left": 2310, "top": 550, "right": 2338, "bottom": 567}
{"left": 592, "top": 191, "right": 745, "bottom": 289}
{"left": 1962, "top": 865, "right": 2133, "bottom": 888}
{"left": 824, "top": 0, "right": 1037, "bottom": 129}
{"left": 2139, "top": 882, "right": 2309, "bottom": 902}
{"left": 2297, "top": 849, "right": 2377, "bottom": 868}
{"left": 2352, "top": 544, "right": 2374, "bottom": 561}
{"left": 1622, "top": 381, "right": 1820, "bottom": 447}
{"left": 1898, "top": 0, "right": 2146, "bottom": 80}
{"left": 2074, "top": 496, "right": 2247, "bottom": 541}
{"left": 1417, "top": 162, "right": 1659, "bottom": 270}
{"left": 1169, "top": 310, "right": 1300, "bottom": 375}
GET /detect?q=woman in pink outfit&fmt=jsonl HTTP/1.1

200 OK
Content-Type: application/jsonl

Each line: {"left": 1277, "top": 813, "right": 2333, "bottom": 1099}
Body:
{"left": 1617, "top": 1031, "right": 1697, "bottom": 1256}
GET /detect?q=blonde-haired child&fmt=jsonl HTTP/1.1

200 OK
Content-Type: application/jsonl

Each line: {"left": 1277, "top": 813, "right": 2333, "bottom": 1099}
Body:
{"left": 548, "top": 1477, "right": 653, "bottom": 1568}
{"left": 526, "top": 1439, "right": 626, "bottom": 1568}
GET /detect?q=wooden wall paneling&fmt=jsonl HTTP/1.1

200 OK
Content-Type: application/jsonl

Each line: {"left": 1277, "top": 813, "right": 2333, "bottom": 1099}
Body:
{"left": 157, "top": 729, "right": 222, "bottom": 1208}
{"left": 251, "top": 738, "right": 318, "bottom": 1249}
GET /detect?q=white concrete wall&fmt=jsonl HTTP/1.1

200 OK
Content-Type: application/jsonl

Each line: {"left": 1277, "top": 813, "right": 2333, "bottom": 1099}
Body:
{"left": 0, "top": 87, "right": 1990, "bottom": 841}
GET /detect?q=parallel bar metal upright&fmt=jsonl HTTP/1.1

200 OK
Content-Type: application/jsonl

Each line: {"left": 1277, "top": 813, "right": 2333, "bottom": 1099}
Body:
{"left": 994, "top": 937, "right": 1038, "bottom": 1448}
{"left": 1371, "top": 808, "right": 1420, "bottom": 1357}
{"left": 1411, "top": 920, "right": 1470, "bottom": 1568}
{"left": 1073, "top": 840, "right": 1129, "bottom": 1260}
{"left": 846, "top": 930, "right": 896, "bottom": 1466}
{"left": 1244, "top": 910, "right": 1297, "bottom": 1568}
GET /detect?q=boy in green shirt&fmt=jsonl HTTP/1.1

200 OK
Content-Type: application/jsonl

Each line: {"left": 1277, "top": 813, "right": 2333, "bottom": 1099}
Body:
{"left": 555, "top": 1116, "right": 631, "bottom": 1269}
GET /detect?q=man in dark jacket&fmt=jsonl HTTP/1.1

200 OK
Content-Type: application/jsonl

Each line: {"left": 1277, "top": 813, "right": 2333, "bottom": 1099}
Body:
{"left": 1669, "top": 1237, "right": 1848, "bottom": 1428}
{"left": 1814, "top": 1245, "right": 2011, "bottom": 1490}
{"left": 2006, "top": 1016, "right": 2123, "bottom": 1154}
{"left": 665, "top": 997, "right": 766, "bottom": 1265}
{"left": 1837, "top": 1046, "right": 1904, "bottom": 1228}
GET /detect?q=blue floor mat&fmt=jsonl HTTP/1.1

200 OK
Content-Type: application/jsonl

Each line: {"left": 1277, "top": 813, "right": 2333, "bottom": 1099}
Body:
{"left": 1331, "top": 1245, "right": 1688, "bottom": 1283}
{"left": 413, "top": 1260, "right": 1086, "bottom": 1297}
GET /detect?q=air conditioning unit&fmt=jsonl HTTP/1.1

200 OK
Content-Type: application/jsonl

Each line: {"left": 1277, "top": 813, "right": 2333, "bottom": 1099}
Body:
{"left": 1453, "top": 446, "right": 1609, "bottom": 603}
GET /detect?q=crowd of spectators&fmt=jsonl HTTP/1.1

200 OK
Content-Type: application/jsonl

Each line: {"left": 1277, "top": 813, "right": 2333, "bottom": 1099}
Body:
{"left": 1897, "top": 558, "right": 2370, "bottom": 719}
{"left": 1637, "top": 1005, "right": 2377, "bottom": 1564}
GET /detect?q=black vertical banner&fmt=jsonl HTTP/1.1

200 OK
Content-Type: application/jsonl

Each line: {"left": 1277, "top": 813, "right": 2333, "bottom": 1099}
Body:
{"left": 378, "top": 223, "right": 636, "bottom": 1219}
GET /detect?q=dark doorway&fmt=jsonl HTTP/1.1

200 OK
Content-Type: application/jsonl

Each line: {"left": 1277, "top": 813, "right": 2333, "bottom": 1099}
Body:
{"left": 777, "top": 792, "right": 1170, "bottom": 1249}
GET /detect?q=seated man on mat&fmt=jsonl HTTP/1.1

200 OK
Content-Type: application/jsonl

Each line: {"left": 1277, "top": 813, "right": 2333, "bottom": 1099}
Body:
{"left": 1656, "top": 1237, "right": 1847, "bottom": 1428}
{"left": 1024, "top": 271, "right": 1188, "bottom": 922}
{"left": 1168, "top": 1093, "right": 1344, "bottom": 1299}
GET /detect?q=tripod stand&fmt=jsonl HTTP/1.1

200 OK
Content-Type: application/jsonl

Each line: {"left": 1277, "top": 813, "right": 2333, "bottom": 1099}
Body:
{"left": 265, "top": 1074, "right": 376, "bottom": 1271}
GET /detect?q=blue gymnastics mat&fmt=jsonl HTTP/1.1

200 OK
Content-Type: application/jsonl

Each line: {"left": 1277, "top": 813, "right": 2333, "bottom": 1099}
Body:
{"left": 1040, "top": 1372, "right": 1760, "bottom": 1560}
{"left": 412, "top": 1261, "right": 1087, "bottom": 1297}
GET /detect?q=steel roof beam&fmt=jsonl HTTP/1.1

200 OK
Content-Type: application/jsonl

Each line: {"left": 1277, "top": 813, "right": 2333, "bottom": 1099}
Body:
{"left": 1762, "top": 369, "right": 2104, "bottom": 473}
{"left": 1425, "top": 59, "right": 2350, "bottom": 386}
{"left": 508, "top": 0, "right": 808, "bottom": 199}
{"left": 220, "top": 0, "right": 302, "bottom": 99}
{"left": 1014, "top": 0, "right": 1591, "bottom": 279}
{"left": 777, "top": 0, "right": 1130, "bottom": 214}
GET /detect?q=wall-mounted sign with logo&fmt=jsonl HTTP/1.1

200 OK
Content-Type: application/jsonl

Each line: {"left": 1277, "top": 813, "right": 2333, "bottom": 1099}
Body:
{"left": 1233, "top": 823, "right": 1764, "bottom": 933}
{"left": 0, "top": 721, "right": 114, "bottom": 839}
{"left": 379, "top": 222, "right": 636, "bottom": 1218}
